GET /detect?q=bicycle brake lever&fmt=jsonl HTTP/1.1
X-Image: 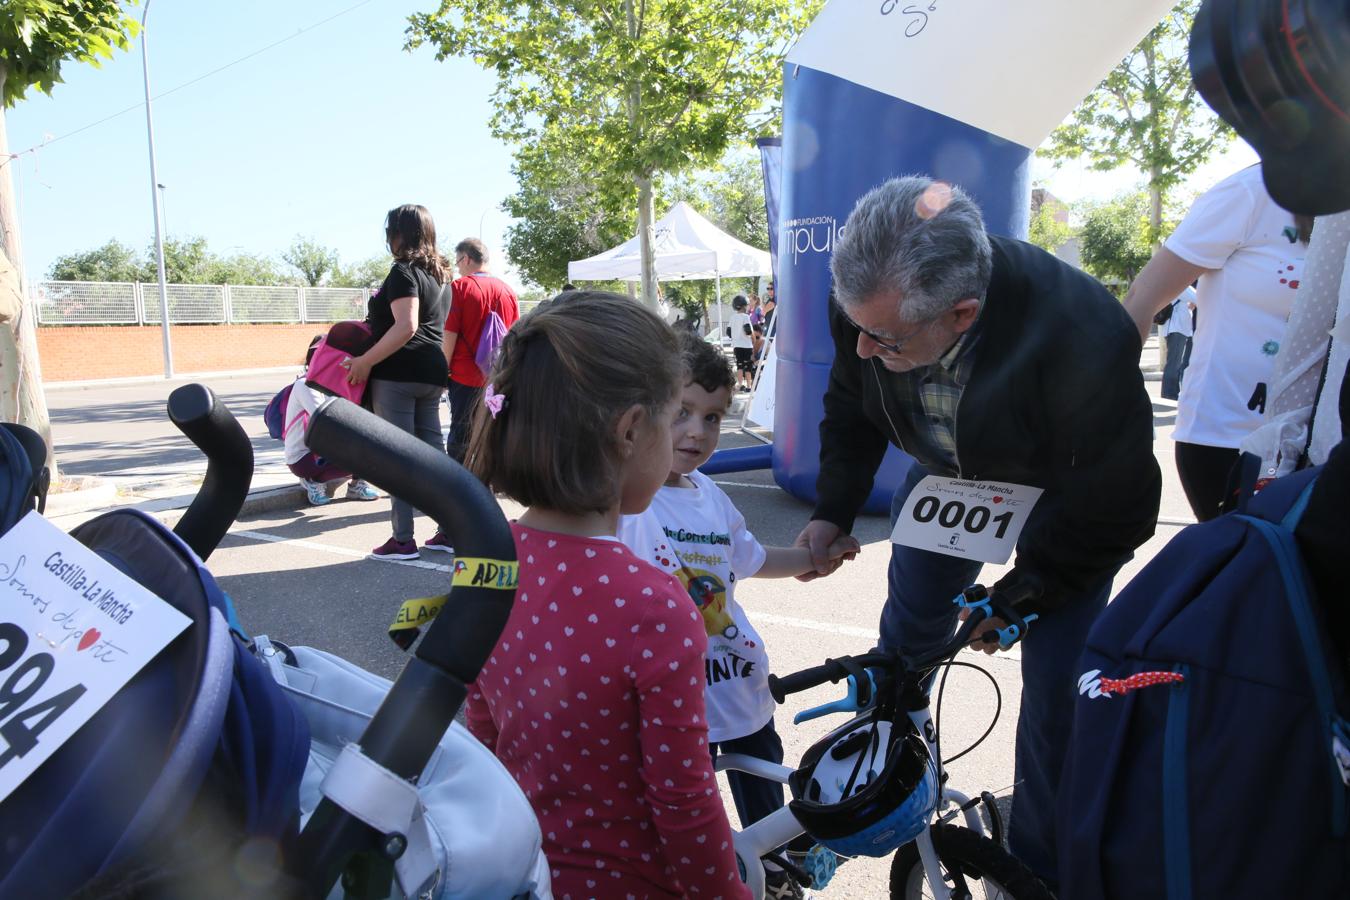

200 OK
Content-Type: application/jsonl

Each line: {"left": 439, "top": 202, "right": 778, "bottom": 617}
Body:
{"left": 792, "top": 671, "right": 877, "bottom": 724}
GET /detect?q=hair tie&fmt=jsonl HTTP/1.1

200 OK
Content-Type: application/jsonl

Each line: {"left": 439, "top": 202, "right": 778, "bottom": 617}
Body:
{"left": 484, "top": 383, "right": 508, "bottom": 419}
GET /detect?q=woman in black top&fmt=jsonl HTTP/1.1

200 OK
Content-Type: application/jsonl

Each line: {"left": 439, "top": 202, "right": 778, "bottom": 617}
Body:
{"left": 343, "top": 204, "right": 450, "bottom": 559}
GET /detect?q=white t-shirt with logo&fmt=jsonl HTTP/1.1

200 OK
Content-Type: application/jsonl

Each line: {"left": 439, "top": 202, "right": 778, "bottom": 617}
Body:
{"left": 1166, "top": 165, "right": 1305, "bottom": 448}
{"left": 617, "top": 469, "right": 773, "bottom": 743}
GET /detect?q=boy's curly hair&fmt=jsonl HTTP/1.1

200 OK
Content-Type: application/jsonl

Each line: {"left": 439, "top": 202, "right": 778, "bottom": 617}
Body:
{"left": 678, "top": 329, "right": 734, "bottom": 396}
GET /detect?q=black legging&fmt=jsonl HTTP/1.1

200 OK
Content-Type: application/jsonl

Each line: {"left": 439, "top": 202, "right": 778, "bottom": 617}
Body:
{"left": 1175, "top": 441, "right": 1240, "bottom": 521}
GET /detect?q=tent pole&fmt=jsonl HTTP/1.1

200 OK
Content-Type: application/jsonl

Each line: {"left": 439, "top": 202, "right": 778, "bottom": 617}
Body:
{"left": 715, "top": 273, "right": 724, "bottom": 345}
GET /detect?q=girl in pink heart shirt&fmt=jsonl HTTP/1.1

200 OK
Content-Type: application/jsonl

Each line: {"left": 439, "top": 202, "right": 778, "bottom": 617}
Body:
{"left": 464, "top": 292, "right": 749, "bottom": 900}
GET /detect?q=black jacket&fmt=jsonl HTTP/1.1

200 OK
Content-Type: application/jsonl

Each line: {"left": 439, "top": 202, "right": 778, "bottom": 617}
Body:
{"left": 813, "top": 236, "right": 1161, "bottom": 612}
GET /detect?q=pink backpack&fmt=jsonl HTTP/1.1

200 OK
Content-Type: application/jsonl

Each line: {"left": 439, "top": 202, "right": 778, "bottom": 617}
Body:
{"left": 306, "top": 321, "right": 374, "bottom": 404}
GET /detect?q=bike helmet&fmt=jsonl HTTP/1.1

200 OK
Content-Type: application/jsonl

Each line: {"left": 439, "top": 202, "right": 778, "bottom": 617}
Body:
{"left": 788, "top": 714, "right": 938, "bottom": 858}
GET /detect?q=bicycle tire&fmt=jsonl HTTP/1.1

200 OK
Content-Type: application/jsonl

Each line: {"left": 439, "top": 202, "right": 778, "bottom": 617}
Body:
{"left": 888, "top": 824, "right": 1055, "bottom": 900}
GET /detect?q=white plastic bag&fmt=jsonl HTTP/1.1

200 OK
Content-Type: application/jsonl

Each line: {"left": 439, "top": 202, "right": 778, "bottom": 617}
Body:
{"left": 254, "top": 636, "right": 551, "bottom": 899}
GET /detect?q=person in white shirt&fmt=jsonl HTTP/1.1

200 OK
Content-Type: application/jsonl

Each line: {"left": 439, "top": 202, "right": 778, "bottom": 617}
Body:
{"left": 1124, "top": 164, "right": 1312, "bottom": 520}
{"left": 283, "top": 368, "right": 380, "bottom": 506}
{"left": 729, "top": 294, "right": 755, "bottom": 392}
{"left": 1159, "top": 284, "right": 1197, "bottom": 401}
{"left": 618, "top": 331, "right": 858, "bottom": 898}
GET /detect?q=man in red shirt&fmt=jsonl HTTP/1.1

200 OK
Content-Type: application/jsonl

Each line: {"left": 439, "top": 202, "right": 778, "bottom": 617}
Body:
{"left": 442, "top": 238, "right": 519, "bottom": 464}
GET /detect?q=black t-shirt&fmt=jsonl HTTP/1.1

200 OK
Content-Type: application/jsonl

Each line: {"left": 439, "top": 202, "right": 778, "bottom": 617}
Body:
{"left": 368, "top": 261, "right": 448, "bottom": 386}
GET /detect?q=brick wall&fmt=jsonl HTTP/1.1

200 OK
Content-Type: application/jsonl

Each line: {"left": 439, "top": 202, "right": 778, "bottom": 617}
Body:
{"left": 38, "top": 324, "right": 330, "bottom": 382}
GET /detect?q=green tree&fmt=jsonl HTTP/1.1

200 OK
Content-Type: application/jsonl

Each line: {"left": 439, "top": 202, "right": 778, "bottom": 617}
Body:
{"left": 0, "top": 1, "right": 140, "bottom": 472}
{"left": 408, "top": 0, "right": 812, "bottom": 309}
{"left": 282, "top": 235, "right": 340, "bottom": 287}
{"left": 207, "top": 251, "right": 287, "bottom": 286}
{"left": 1078, "top": 193, "right": 1156, "bottom": 288}
{"left": 49, "top": 239, "right": 145, "bottom": 282}
{"left": 1028, "top": 193, "right": 1074, "bottom": 256}
{"left": 1040, "top": 0, "right": 1230, "bottom": 243}
{"left": 501, "top": 140, "right": 637, "bottom": 292}
{"left": 661, "top": 152, "right": 768, "bottom": 249}
{"left": 330, "top": 254, "right": 392, "bottom": 289}
{"left": 145, "top": 235, "right": 213, "bottom": 284}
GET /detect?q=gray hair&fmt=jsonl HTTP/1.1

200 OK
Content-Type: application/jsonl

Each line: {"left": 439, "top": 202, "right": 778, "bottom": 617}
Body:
{"left": 830, "top": 176, "right": 993, "bottom": 322}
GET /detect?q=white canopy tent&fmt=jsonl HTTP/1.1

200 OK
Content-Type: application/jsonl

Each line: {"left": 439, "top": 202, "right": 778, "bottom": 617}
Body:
{"left": 567, "top": 201, "right": 772, "bottom": 338}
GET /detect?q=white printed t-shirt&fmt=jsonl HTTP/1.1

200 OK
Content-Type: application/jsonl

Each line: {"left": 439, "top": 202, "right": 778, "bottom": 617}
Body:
{"left": 618, "top": 469, "right": 774, "bottom": 743}
{"left": 1166, "top": 164, "right": 1306, "bottom": 448}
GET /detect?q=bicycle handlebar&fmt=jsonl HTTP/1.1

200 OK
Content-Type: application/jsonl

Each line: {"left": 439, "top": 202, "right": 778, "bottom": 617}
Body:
{"left": 767, "top": 581, "right": 1042, "bottom": 705}
{"left": 295, "top": 397, "right": 518, "bottom": 896}
{"left": 167, "top": 384, "right": 253, "bottom": 562}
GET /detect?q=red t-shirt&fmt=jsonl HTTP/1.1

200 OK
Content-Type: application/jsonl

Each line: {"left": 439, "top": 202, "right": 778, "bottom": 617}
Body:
{"left": 466, "top": 524, "right": 749, "bottom": 900}
{"left": 445, "top": 272, "right": 519, "bottom": 388}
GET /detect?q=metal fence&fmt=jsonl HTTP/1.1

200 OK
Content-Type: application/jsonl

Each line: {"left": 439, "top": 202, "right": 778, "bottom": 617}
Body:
{"left": 33, "top": 281, "right": 371, "bottom": 326}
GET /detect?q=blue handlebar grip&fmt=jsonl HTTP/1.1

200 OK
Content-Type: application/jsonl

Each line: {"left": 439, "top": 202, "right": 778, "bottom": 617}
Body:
{"left": 996, "top": 613, "right": 1039, "bottom": 650}
{"left": 953, "top": 587, "right": 992, "bottom": 617}
{"left": 793, "top": 672, "right": 877, "bottom": 724}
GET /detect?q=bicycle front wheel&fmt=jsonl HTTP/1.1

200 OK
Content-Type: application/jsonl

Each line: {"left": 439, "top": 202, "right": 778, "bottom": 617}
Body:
{"left": 889, "top": 825, "right": 1054, "bottom": 900}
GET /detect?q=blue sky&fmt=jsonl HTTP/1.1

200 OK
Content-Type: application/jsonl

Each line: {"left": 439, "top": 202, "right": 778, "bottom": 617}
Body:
{"left": 5, "top": 1, "right": 1256, "bottom": 290}
{"left": 6, "top": 0, "right": 521, "bottom": 286}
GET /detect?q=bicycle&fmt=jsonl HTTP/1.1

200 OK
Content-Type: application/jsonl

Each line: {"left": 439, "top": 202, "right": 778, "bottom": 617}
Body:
{"left": 714, "top": 586, "right": 1055, "bottom": 900}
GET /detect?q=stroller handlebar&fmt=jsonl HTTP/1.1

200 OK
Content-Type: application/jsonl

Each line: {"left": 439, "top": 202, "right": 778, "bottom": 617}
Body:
{"left": 298, "top": 396, "right": 517, "bottom": 895}
{"left": 168, "top": 384, "right": 253, "bottom": 562}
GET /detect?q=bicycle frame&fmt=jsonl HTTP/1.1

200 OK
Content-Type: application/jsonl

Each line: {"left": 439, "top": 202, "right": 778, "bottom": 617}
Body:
{"left": 716, "top": 701, "right": 987, "bottom": 900}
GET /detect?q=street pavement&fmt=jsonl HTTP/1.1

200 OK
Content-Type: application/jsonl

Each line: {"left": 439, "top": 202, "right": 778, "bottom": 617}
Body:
{"left": 42, "top": 342, "right": 1190, "bottom": 897}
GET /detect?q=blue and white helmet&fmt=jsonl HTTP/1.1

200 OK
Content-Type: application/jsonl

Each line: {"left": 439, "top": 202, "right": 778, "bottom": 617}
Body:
{"left": 788, "top": 715, "right": 938, "bottom": 858}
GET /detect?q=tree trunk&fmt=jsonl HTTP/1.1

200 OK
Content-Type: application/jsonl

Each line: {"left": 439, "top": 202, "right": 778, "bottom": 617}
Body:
{"left": 0, "top": 78, "right": 58, "bottom": 482}
{"left": 1148, "top": 175, "right": 1163, "bottom": 247}
{"left": 635, "top": 174, "right": 659, "bottom": 311}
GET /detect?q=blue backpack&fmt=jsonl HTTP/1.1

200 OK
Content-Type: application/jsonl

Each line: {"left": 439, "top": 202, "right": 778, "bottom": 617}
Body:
{"left": 264, "top": 383, "right": 294, "bottom": 441}
{"left": 1058, "top": 468, "right": 1350, "bottom": 899}
{"left": 0, "top": 509, "right": 310, "bottom": 898}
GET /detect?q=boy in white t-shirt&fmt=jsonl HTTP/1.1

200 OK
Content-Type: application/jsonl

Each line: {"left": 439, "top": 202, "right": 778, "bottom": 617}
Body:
{"left": 618, "top": 331, "right": 858, "bottom": 898}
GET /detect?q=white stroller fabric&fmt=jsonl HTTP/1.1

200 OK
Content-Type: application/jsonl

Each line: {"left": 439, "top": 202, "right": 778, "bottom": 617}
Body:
{"left": 253, "top": 635, "right": 552, "bottom": 899}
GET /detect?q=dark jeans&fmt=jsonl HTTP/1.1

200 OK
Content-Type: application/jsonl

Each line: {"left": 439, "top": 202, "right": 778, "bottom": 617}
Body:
{"left": 709, "top": 718, "right": 813, "bottom": 855}
{"left": 1175, "top": 441, "right": 1240, "bottom": 522}
{"left": 1161, "top": 332, "right": 1192, "bottom": 401}
{"left": 446, "top": 379, "right": 483, "bottom": 464}
{"left": 883, "top": 463, "right": 1111, "bottom": 889}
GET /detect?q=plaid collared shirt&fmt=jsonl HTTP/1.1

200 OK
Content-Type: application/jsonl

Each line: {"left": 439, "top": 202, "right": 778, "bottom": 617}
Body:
{"left": 879, "top": 318, "right": 981, "bottom": 476}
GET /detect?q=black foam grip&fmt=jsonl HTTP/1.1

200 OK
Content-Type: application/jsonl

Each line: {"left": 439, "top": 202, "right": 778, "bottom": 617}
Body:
{"left": 306, "top": 396, "right": 516, "bottom": 686}
{"left": 168, "top": 384, "right": 253, "bottom": 561}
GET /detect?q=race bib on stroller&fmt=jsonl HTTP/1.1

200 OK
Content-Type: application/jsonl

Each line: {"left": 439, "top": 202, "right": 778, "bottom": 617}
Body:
{"left": 0, "top": 512, "right": 189, "bottom": 802}
{"left": 891, "top": 476, "right": 1043, "bottom": 564}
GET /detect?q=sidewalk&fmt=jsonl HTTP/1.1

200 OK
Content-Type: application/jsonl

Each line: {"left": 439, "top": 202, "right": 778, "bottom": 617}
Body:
{"left": 44, "top": 370, "right": 310, "bottom": 530}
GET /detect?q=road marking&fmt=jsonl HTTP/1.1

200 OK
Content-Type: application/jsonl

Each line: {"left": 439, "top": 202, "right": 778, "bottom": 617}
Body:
{"left": 230, "top": 529, "right": 453, "bottom": 572}
{"left": 1158, "top": 516, "right": 1197, "bottom": 527}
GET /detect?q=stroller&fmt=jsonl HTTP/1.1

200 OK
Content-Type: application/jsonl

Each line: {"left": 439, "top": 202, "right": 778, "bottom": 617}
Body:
{"left": 0, "top": 385, "right": 549, "bottom": 899}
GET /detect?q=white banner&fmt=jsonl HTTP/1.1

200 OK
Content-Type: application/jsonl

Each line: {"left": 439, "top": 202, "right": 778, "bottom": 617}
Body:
{"left": 787, "top": 0, "right": 1178, "bottom": 149}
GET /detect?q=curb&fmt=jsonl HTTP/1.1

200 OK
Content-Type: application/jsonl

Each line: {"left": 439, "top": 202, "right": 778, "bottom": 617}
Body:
{"left": 44, "top": 365, "right": 301, "bottom": 392}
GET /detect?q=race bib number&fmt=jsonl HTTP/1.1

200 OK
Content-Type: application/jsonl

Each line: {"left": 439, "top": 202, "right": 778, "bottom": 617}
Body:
{"left": 890, "top": 476, "right": 1043, "bottom": 564}
{"left": 0, "top": 511, "right": 190, "bottom": 803}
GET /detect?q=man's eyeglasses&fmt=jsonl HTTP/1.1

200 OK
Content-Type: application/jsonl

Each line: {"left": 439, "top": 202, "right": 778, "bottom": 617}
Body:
{"left": 842, "top": 312, "right": 934, "bottom": 354}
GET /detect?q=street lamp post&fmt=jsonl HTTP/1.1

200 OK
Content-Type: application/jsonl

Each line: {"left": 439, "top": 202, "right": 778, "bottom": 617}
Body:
{"left": 157, "top": 183, "right": 168, "bottom": 237}
{"left": 142, "top": 0, "right": 173, "bottom": 378}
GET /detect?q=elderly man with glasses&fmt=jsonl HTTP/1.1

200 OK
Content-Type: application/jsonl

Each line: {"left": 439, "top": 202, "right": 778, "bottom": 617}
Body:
{"left": 794, "top": 175, "right": 1160, "bottom": 892}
